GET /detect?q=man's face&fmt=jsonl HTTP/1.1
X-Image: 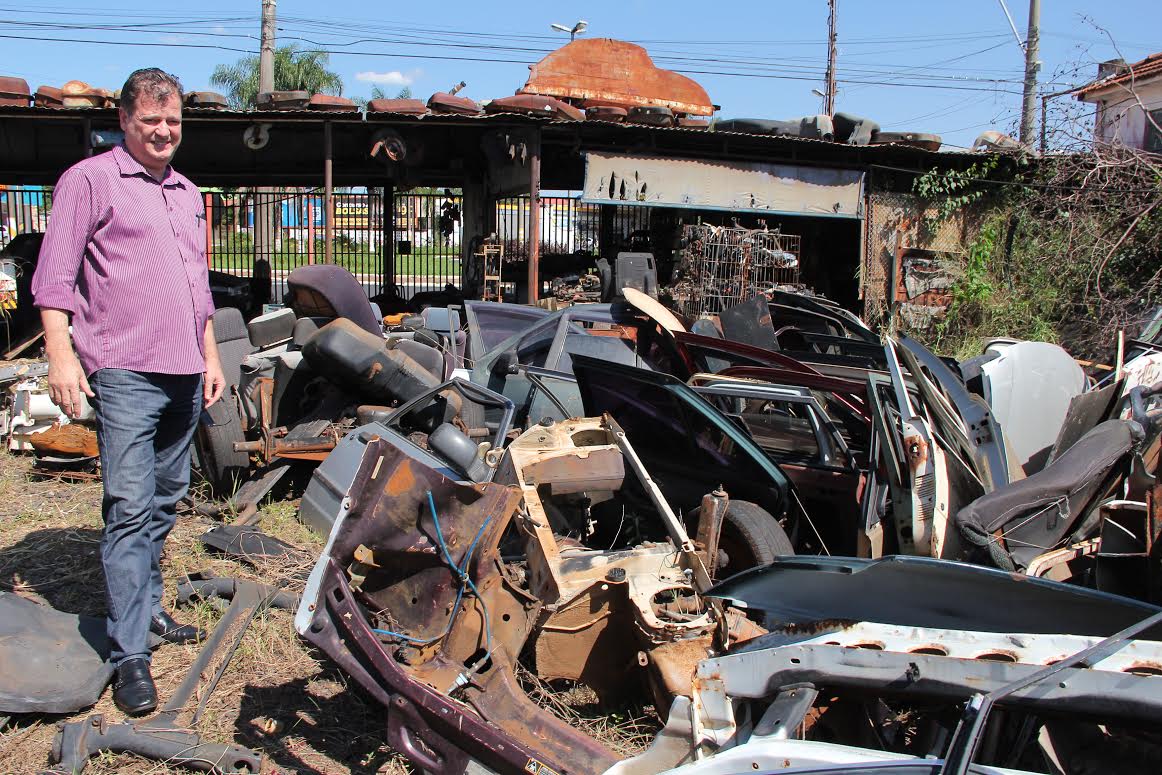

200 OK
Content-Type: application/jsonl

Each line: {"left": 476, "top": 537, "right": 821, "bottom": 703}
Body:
{"left": 119, "top": 92, "right": 182, "bottom": 176}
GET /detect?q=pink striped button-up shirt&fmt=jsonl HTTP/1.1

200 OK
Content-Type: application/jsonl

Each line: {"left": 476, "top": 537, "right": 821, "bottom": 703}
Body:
{"left": 32, "top": 144, "right": 215, "bottom": 376}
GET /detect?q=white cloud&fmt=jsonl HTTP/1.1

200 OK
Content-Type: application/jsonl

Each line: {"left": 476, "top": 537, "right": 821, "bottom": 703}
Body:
{"left": 158, "top": 34, "right": 187, "bottom": 45}
{"left": 355, "top": 69, "right": 420, "bottom": 87}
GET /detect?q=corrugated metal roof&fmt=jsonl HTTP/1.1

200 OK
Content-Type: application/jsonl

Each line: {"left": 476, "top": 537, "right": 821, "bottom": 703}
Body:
{"left": 0, "top": 102, "right": 966, "bottom": 157}
{"left": 1075, "top": 51, "right": 1162, "bottom": 99}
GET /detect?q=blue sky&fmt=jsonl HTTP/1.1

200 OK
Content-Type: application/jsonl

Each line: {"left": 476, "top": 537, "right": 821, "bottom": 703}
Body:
{"left": 1, "top": 1, "right": 1157, "bottom": 149}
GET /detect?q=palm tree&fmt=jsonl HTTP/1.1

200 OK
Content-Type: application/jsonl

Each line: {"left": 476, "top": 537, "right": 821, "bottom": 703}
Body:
{"left": 210, "top": 45, "right": 344, "bottom": 109}
{"left": 354, "top": 86, "right": 413, "bottom": 111}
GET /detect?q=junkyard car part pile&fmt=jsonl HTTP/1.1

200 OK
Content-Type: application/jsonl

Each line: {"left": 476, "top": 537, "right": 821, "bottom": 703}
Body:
{"left": 285, "top": 284, "right": 1162, "bottom": 775}
{"left": 10, "top": 259, "right": 1162, "bottom": 774}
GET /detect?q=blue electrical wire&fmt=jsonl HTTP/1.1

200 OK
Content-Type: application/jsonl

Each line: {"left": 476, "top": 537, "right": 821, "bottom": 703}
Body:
{"left": 372, "top": 491, "right": 494, "bottom": 670}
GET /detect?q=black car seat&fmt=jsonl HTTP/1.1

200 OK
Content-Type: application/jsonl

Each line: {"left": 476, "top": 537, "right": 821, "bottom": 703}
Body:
{"left": 596, "top": 258, "right": 614, "bottom": 302}
{"left": 615, "top": 252, "right": 658, "bottom": 298}
{"left": 246, "top": 308, "right": 296, "bottom": 350}
{"left": 210, "top": 307, "right": 256, "bottom": 390}
{"left": 955, "top": 418, "right": 1144, "bottom": 571}
{"left": 302, "top": 318, "right": 454, "bottom": 416}
{"left": 284, "top": 265, "right": 381, "bottom": 336}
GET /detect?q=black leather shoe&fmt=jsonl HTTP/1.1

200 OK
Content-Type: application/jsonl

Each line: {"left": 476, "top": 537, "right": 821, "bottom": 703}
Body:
{"left": 149, "top": 610, "right": 205, "bottom": 644}
{"left": 113, "top": 658, "right": 158, "bottom": 716}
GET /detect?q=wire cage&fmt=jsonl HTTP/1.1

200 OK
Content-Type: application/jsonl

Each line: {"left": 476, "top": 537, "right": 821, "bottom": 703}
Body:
{"left": 677, "top": 224, "right": 801, "bottom": 318}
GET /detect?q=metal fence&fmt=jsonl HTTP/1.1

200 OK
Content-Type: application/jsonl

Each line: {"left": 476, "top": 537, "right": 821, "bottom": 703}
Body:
{"left": 1, "top": 187, "right": 53, "bottom": 248}
{"left": 2, "top": 185, "right": 654, "bottom": 303}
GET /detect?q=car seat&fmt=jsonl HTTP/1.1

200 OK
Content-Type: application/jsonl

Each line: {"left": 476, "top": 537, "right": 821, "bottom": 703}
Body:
{"left": 285, "top": 265, "right": 381, "bottom": 336}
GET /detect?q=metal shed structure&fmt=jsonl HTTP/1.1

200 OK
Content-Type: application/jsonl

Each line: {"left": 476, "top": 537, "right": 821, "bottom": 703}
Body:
{"left": 0, "top": 104, "right": 985, "bottom": 312}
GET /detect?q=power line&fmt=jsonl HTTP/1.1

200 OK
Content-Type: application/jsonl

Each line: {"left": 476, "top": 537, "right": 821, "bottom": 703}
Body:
{"left": 0, "top": 29, "right": 1030, "bottom": 93}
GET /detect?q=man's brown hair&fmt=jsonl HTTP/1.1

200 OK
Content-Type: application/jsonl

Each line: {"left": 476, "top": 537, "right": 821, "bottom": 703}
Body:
{"left": 120, "top": 68, "right": 183, "bottom": 115}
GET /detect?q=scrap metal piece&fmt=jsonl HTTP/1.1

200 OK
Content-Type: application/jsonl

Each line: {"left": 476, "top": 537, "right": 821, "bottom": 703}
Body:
{"left": 48, "top": 717, "right": 260, "bottom": 775}
{"left": 607, "top": 415, "right": 714, "bottom": 594}
{"left": 297, "top": 441, "right": 618, "bottom": 775}
{"left": 519, "top": 38, "right": 713, "bottom": 116}
{"left": 198, "top": 524, "right": 304, "bottom": 565}
{"left": 47, "top": 579, "right": 282, "bottom": 774}
{"left": 177, "top": 571, "right": 300, "bottom": 612}
{"left": 708, "top": 555, "right": 1162, "bottom": 638}
{"left": 695, "top": 489, "right": 729, "bottom": 576}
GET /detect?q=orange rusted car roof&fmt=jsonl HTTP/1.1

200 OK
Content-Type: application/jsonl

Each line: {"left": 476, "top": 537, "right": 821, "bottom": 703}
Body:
{"left": 519, "top": 38, "right": 714, "bottom": 117}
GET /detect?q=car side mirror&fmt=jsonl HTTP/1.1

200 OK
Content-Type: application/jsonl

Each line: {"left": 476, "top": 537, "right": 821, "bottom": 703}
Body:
{"left": 492, "top": 349, "right": 519, "bottom": 376}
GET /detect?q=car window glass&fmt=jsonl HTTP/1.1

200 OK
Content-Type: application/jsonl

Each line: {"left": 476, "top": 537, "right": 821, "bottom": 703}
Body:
{"left": 737, "top": 398, "right": 821, "bottom": 463}
{"left": 585, "top": 376, "right": 692, "bottom": 460}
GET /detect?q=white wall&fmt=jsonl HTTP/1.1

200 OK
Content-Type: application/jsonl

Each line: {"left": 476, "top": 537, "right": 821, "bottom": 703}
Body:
{"left": 1089, "top": 78, "right": 1162, "bottom": 150}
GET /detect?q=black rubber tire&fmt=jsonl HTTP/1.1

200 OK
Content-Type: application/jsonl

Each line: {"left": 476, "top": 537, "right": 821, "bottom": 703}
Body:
{"left": 194, "top": 401, "right": 249, "bottom": 498}
{"left": 689, "top": 499, "right": 794, "bottom": 582}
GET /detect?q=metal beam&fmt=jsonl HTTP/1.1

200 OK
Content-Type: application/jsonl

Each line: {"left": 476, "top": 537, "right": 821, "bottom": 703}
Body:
{"left": 383, "top": 183, "right": 395, "bottom": 291}
{"left": 527, "top": 145, "right": 541, "bottom": 303}
{"left": 324, "top": 120, "right": 333, "bottom": 264}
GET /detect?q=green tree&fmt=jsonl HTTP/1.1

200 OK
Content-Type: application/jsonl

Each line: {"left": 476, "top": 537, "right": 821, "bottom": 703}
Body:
{"left": 371, "top": 86, "right": 412, "bottom": 100}
{"left": 354, "top": 86, "right": 413, "bottom": 110}
{"left": 210, "top": 45, "right": 344, "bottom": 109}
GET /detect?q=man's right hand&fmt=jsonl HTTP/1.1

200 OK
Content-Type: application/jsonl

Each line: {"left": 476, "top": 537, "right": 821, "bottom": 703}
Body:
{"left": 47, "top": 351, "right": 95, "bottom": 419}
{"left": 41, "top": 308, "right": 94, "bottom": 419}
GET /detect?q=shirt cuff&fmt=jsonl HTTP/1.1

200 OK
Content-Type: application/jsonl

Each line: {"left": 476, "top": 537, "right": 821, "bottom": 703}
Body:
{"left": 33, "top": 285, "right": 78, "bottom": 315}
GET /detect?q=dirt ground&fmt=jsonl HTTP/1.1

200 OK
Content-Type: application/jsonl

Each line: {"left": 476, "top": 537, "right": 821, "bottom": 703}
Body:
{"left": 0, "top": 450, "right": 659, "bottom": 774}
{"left": 0, "top": 451, "right": 408, "bottom": 775}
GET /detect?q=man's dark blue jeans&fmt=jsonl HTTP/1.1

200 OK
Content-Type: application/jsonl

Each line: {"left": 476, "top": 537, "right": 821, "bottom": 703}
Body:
{"left": 90, "top": 369, "right": 202, "bottom": 667}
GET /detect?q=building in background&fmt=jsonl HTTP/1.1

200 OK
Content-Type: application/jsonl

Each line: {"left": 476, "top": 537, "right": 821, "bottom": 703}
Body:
{"left": 1075, "top": 53, "right": 1162, "bottom": 152}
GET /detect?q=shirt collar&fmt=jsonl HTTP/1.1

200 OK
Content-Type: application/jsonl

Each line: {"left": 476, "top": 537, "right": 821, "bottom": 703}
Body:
{"left": 112, "top": 144, "right": 184, "bottom": 188}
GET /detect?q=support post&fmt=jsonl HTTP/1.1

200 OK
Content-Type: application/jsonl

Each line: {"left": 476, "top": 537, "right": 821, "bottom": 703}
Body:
{"left": 1019, "top": 0, "right": 1040, "bottom": 147}
{"left": 382, "top": 183, "right": 395, "bottom": 293}
{"left": 306, "top": 197, "right": 315, "bottom": 264}
{"left": 204, "top": 193, "right": 213, "bottom": 268}
{"left": 82, "top": 117, "right": 92, "bottom": 158}
{"left": 599, "top": 204, "right": 614, "bottom": 263}
{"left": 527, "top": 147, "right": 541, "bottom": 303}
{"left": 324, "top": 121, "right": 333, "bottom": 265}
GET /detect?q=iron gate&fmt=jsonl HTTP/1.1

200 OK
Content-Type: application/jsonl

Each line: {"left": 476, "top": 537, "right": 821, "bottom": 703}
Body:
{"left": 2, "top": 185, "right": 654, "bottom": 304}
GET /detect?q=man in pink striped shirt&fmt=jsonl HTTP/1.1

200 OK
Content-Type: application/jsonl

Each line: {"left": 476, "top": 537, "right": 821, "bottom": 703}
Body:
{"left": 33, "top": 68, "right": 226, "bottom": 716}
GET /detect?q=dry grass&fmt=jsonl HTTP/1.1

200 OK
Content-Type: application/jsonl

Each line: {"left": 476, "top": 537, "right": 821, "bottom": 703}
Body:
{"left": 0, "top": 452, "right": 407, "bottom": 775}
{"left": 0, "top": 449, "right": 662, "bottom": 774}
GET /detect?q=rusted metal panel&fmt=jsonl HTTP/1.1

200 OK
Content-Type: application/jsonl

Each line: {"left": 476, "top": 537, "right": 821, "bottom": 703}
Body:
{"left": 427, "top": 92, "right": 483, "bottom": 116}
{"left": 367, "top": 98, "right": 428, "bottom": 115}
{"left": 299, "top": 441, "right": 619, "bottom": 775}
{"left": 309, "top": 94, "right": 358, "bottom": 112}
{"left": 486, "top": 94, "right": 584, "bottom": 121}
{"left": 519, "top": 39, "right": 714, "bottom": 117}
{"left": 0, "top": 76, "right": 31, "bottom": 107}
{"left": 534, "top": 581, "right": 639, "bottom": 697}
{"left": 184, "top": 91, "right": 228, "bottom": 110}
{"left": 522, "top": 445, "right": 625, "bottom": 494}
{"left": 256, "top": 90, "right": 309, "bottom": 110}
{"left": 34, "top": 85, "right": 63, "bottom": 108}
{"left": 582, "top": 151, "right": 865, "bottom": 217}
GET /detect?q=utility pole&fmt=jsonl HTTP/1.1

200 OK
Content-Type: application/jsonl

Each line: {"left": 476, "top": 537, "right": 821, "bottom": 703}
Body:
{"left": 1019, "top": 0, "right": 1040, "bottom": 147}
{"left": 257, "top": 0, "right": 277, "bottom": 268}
{"left": 824, "top": 0, "right": 837, "bottom": 115}
{"left": 260, "top": 0, "right": 276, "bottom": 93}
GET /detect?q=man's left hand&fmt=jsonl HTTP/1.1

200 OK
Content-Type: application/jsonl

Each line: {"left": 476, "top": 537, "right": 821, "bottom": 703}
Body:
{"left": 203, "top": 360, "right": 226, "bottom": 408}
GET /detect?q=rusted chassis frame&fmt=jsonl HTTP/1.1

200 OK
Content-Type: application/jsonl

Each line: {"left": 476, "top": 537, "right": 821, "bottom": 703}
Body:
{"left": 300, "top": 439, "right": 619, "bottom": 775}
{"left": 304, "top": 562, "right": 617, "bottom": 775}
